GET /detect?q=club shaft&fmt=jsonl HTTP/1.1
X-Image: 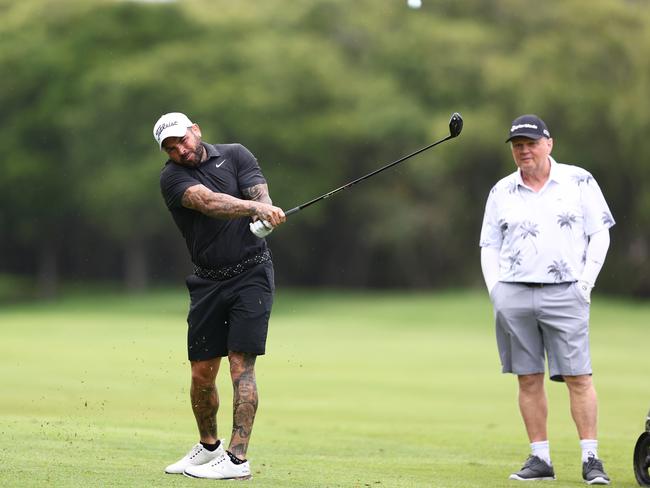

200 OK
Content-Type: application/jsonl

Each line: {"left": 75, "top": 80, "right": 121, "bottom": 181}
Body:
{"left": 284, "top": 134, "right": 452, "bottom": 216}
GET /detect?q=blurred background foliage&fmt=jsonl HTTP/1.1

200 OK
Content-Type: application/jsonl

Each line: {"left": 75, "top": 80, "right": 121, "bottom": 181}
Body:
{"left": 1, "top": 0, "right": 649, "bottom": 297}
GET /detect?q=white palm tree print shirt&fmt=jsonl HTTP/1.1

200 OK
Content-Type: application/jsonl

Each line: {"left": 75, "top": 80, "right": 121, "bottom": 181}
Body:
{"left": 480, "top": 157, "right": 615, "bottom": 283}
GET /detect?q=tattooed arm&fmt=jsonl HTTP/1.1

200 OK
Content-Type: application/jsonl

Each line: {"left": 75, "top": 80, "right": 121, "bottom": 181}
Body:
{"left": 242, "top": 184, "right": 274, "bottom": 226}
{"left": 181, "top": 184, "right": 285, "bottom": 226}
{"left": 241, "top": 183, "right": 272, "bottom": 206}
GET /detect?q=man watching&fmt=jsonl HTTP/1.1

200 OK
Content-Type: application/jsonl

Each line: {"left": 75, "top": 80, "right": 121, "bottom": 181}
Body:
{"left": 480, "top": 114, "right": 615, "bottom": 485}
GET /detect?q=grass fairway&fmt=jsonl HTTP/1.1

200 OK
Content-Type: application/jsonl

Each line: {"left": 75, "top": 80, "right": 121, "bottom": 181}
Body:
{"left": 0, "top": 288, "right": 647, "bottom": 487}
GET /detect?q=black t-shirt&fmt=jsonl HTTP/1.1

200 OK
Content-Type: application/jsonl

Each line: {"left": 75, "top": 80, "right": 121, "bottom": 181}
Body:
{"left": 160, "top": 142, "right": 268, "bottom": 268}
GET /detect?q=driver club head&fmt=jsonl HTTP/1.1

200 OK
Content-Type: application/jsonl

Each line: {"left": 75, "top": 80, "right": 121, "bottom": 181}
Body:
{"left": 449, "top": 112, "right": 463, "bottom": 138}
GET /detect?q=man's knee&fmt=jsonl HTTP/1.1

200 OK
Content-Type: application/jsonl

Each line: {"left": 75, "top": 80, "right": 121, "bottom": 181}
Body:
{"left": 229, "top": 352, "right": 257, "bottom": 379}
{"left": 564, "top": 374, "right": 594, "bottom": 393}
{"left": 191, "top": 358, "right": 220, "bottom": 384}
{"left": 518, "top": 373, "right": 545, "bottom": 393}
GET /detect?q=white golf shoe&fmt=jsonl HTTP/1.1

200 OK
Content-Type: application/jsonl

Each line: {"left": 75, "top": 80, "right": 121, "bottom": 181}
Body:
{"left": 184, "top": 451, "right": 252, "bottom": 480}
{"left": 164, "top": 441, "right": 224, "bottom": 474}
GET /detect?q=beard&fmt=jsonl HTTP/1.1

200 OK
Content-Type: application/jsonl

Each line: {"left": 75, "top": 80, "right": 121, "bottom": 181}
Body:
{"left": 180, "top": 143, "right": 205, "bottom": 166}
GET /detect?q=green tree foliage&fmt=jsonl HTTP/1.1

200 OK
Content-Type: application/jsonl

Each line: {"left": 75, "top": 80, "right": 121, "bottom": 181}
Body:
{"left": 1, "top": 0, "right": 649, "bottom": 296}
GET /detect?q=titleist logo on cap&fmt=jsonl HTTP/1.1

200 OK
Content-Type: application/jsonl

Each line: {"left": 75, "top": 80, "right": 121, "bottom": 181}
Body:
{"left": 155, "top": 121, "right": 178, "bottom": 139}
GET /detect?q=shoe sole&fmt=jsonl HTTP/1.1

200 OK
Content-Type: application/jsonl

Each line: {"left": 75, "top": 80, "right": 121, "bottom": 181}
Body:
{"left": 584, "top": 477, "right": 610, "bottom": 485}
{"left": 183, "top": 471, "right": 252, "bottom": 480}
{"left": 509, "top": 474, "right": 556, "bottom": 481}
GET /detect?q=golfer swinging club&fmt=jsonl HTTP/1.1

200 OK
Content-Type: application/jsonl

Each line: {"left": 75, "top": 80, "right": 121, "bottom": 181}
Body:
{"left": 154, "top": 112, "right": 285, "bottom": 480}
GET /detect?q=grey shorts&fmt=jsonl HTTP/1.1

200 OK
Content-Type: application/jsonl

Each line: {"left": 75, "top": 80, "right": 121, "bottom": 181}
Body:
{"left": 490, "top": 281, "right": 591, "bottom": 382}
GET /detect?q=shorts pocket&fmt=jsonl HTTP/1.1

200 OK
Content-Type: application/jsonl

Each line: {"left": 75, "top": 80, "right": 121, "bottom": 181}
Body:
{"left": 489, "top": 281, "right": 502, "bottom": 303}
{"left": 264, "top": 263, "right": 275, "bottom": 293}
{"left": 569, "top": 281, "right": 590, "bottom": 306}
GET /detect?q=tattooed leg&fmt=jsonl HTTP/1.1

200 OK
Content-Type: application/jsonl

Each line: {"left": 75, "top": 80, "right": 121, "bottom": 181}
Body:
{"left": 228, "top": 352, "right": 258, "bottom": 459}
{"left": 190, "top": 358, "right": 221, "bottom": 443}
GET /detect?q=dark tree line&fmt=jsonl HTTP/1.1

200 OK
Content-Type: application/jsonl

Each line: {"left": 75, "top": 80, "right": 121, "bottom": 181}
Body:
{"left": 1, "top": 0, "right": 649, "bottom": 297}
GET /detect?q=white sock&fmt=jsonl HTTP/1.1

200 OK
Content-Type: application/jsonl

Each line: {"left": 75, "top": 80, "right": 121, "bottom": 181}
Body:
{"left": 580, "top": 439, "right": 598, "bottom": 462}
{"left": 531, "top": 440, "right": 551, "bottom": 465}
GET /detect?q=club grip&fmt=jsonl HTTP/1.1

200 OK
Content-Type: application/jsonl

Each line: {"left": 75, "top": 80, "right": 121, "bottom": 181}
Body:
{"left": 285, "top": 207, "right": 300, "bottom": 217}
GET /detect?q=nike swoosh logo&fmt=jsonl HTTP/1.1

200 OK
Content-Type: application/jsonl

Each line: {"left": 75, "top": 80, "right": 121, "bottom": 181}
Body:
{"left": 215, "top": 159, "right": 227, "bottom": 168}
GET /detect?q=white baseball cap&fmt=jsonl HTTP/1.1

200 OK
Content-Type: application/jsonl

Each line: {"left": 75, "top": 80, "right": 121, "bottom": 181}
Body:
{"left": 153, "top": 112, "right": 193, "bottom": 149}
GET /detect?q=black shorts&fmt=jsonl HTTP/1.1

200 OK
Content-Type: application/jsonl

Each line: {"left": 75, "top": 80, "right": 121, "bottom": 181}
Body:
{"left": 185, "top": 260, "right": 275, "bottom": 361}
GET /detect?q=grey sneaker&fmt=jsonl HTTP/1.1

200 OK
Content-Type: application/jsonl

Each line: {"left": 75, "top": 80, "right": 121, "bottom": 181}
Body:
{"left": 509, "top": 455, "right": 556, "bottom": 481}
{"left": 582, "top": 456, "right": 610, "bottom": 485}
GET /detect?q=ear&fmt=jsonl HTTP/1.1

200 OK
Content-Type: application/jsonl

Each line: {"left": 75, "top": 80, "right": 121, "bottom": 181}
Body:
{"left": 546, "top": 137, "right": 553, "bottom": 152}
{"left": 190, "top": 123, "right": 202, "bottom": 139}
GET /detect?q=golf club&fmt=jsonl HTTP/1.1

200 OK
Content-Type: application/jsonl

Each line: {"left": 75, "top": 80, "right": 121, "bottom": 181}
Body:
{"left": 287, "top": 112, "right": 463, "bottom": 216}
{"left": 250, "top": 112, "right": 463, "bottom": 236}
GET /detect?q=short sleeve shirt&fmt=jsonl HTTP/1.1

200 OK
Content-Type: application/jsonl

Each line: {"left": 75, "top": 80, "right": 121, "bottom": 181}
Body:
{"left": 160, "top": 142, "right": 268, "bottom": 268}
{"left": 479, "top": 157, "right": 615, "bottom": 283}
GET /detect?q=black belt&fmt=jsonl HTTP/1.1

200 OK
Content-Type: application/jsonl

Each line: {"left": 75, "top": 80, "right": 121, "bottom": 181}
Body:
{"left": 193, "top": 250, "right": 271, "bottom": 281}
{"left": 519, "top": 282, "right": 572, "bottom": 288}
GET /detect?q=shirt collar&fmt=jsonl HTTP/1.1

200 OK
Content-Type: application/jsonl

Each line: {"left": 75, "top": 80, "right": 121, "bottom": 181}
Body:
{"left": 547, "top": 156, "right": 569, "bottom": 184}
{"left": 202, "top": 142, "right": 221, "bottom": 159}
